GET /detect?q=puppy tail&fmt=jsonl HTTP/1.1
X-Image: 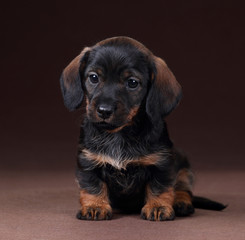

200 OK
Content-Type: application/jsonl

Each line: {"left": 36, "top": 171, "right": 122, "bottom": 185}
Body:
{"left": 192, "top": 196, "right": 227, "bottom": 211}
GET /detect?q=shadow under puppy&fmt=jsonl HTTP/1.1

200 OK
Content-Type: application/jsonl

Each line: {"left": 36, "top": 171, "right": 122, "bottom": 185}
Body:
{"left": 60, "top": 36, "right": 226, "bottom": 221}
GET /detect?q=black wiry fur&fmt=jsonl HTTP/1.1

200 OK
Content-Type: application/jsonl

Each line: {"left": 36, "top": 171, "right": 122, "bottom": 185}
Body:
{"left": 60, "top": 37, "right": 226, "bottom": 221}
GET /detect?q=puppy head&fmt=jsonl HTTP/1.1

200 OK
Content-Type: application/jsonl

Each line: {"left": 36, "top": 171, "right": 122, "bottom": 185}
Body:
{"left": 60, "top": 37, "right": 182, "bottom": 131}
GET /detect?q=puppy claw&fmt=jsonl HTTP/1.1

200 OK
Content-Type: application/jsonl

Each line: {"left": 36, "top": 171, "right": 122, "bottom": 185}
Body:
{"left": 77, "top": 206, "right": 112, "bottom": 221}
{"left": 141, "top": 205, "right": 175, "bottom": 221}
{"left": 76, "top": 211, "right": 86, "bottom": 220}
{"left": 149, "top": 208, "right": 156, "bottom": 221}
{"left": 94, "top": 209, "right": 100, "bottom": 220}
{"left": 141, "top": 212, "right": 147, "bottom": 220}
{"left": 105, "top": 211, "right": 113, "bottom": 220}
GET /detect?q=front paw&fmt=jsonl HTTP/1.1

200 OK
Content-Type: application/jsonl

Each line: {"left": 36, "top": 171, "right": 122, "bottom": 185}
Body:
{"left": 141, "top": 205, "right": 175, "bottom": 221}
{"left": 77, "top": 205, "right": 112, "bottom": 220}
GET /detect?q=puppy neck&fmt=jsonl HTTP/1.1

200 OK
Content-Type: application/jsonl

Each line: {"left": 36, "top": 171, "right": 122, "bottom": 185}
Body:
{"left": 81, "top": 116, "right": 172, "bottom": 151}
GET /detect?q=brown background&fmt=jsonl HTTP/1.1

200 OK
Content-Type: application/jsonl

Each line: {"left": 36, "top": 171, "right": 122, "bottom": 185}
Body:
{"left": 1, "top": 1, "right": 245, "bottom": 240}
{"left": 1, "top": 0, "right": 245, "bottom": 171}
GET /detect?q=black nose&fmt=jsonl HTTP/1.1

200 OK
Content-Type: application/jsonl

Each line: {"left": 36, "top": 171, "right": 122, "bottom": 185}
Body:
{"left": 97, "top": 104, "right": 114, "bottom": 119}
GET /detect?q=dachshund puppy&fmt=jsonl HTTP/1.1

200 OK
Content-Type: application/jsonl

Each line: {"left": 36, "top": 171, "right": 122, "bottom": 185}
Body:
{"left": 60, "top": 37, "right": 226, "bottom": 221}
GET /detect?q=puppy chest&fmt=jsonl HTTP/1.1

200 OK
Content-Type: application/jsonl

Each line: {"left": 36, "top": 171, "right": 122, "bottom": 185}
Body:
{"left": 102, "top": 166, "right": 148, "bottom": 196}
{"left": 81, "top": 146, "right": 164, "bottom": 171}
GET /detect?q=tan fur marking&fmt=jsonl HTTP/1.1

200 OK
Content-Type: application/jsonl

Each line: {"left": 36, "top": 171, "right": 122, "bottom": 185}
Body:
{"left": 127, "top": 106, "right": 140, "bottom": 121}
{"left": 142, "top": 186, "right": 175, "bottom": 220}
{"left": 107, "top": 106, "right": 140, "bottom": 133}
{"left": 145, "top": 186, "right": 175, "bottom": 208}
{"left": 80, "top": 183, "right": 112, "bottom": 220}
{"left": 107, "top": 124, "right": 130, "bottom": 133}
{"left": 82, "top": 149, "right": 164, "bottom": 170}
{"left": 174, "top": 191, "right": 192, "bottom": 205}
{"left": 85, "top": 97, "right": 89, "bottom": 114}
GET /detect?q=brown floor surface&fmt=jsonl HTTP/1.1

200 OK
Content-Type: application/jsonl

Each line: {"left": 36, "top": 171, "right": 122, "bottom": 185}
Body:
{"left": 1, "top": 169, "right": 245, "bottom": 240}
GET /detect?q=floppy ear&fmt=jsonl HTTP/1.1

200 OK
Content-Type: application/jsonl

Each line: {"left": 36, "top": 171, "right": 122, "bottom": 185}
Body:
{"left": 146, "top": 57, "right": 182, "bottom": 122}
{"left": 60, "top": 47, "right": 90, "bottom": 111}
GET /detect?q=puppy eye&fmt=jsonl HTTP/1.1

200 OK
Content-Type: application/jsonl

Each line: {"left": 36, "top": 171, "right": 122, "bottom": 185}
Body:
{"left": 88, "top": 73, "right": 99, "bottom": 84}
{"left": 127, "top": 78, "right": 139, "bottom": 89}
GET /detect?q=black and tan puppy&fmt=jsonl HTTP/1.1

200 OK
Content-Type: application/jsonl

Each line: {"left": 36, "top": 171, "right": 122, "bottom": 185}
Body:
{"left": 60, "top": 36, "right": 226, "bottom": 221}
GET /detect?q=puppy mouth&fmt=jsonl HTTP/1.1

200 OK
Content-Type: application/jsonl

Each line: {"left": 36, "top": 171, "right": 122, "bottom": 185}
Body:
{"left": 93, "top": 121, "right": 119, "bottom": 130}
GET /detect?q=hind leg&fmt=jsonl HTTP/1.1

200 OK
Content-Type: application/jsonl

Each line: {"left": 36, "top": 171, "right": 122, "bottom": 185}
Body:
{"left": 174, "top": 168, "right": 195, "bottom": 216}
